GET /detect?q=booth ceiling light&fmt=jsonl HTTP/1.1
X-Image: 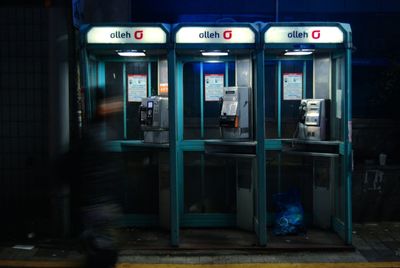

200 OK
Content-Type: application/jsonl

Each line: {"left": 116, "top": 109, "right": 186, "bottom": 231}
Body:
{"left": 202, "top": 51, "right": 229, "bottom": 56}
{"left": 117, "top": 50, "right": 146, "bottom": 57}
{"left": 284, "top": 49, "right": 314, "bottom": 56}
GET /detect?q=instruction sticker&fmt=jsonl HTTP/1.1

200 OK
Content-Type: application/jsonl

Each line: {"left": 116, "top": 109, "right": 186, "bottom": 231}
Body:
{"left": 336, "top": 89, "right": 342, "bottom": 119}
{"left": 348, "top": 121, "right": 352, "bottom": 143}
{"left": 205, "top": 74, "right": 224, "bottom": 101}
{"left": 283, "top": 73, "right": 303, "bottom": 100}
{"left": 128, "top": 74, "right": 147, "bottom": 102}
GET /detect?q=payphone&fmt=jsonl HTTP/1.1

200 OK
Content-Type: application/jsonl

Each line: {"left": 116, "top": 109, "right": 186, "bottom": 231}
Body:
{"left": 139, "top": 96, "right": 169, "bottom": 143}
{"left": 219, "top": 86, "right": 251, "bottom": 139}
{"left": 298, "top": 99, "right": 329, "bottom": 141}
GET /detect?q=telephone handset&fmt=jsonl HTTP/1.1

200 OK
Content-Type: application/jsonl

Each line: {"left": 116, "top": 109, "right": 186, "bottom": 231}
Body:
{"left": 299, "top": 100, "right": 307, "bottom": 124}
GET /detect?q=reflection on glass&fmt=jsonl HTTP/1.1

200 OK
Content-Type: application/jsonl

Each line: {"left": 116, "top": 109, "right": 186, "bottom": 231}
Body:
{"left": 103, "top": 61, "right": 159, "bottom": 140}
{"left": 183, "top": 61, "right": 236, "bottom": 140}
{"left": 184, "top": 152, "right": 239, "bottom": 214}
{"left": 264, "top": 59, "right": 313, "bottom": 139}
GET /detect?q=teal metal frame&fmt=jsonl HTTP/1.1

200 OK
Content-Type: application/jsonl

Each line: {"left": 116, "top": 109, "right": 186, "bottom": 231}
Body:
{"left": 255, "top": 48, "right": 267, "bottom": 245}
{"left": 277, "top": 61, "right": 282, "bottom": 138}
{"left": 261, "top": 22, "right": 353, "bottom": 245}
{"left": 167, "top": 48, "right": 179, "bottom": 246}
{"left": 200, "top": 62, "right": 204, "bottom": 138}
{"left": 344, "top": 24, "right": 353, "bottom": 244}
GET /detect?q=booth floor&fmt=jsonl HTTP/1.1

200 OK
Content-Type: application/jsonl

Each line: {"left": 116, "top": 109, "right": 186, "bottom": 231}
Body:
{"left": 121, "top": 228, "right": 350, "bottom": 250}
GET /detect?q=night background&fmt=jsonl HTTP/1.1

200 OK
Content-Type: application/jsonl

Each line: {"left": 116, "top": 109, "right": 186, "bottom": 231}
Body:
{"left": 0, "top": 0, "right": 400, "bottom": 240}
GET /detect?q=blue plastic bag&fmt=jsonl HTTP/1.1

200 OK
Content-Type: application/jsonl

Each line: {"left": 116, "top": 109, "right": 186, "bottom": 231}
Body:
{"left": 272, "top": 189, "right": 306, "bottom": 235}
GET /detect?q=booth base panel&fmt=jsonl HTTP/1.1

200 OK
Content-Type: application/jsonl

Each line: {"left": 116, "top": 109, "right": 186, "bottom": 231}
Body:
{"left": 119, "top": 228, "right": 352, "bottom": 251}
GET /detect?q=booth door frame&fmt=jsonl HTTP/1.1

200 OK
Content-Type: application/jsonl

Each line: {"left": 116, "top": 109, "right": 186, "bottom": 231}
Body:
{"left": 175, "top": 58, "right": 245, "bottom": 228}
{"left": 263, "top": 50, "right": 352, "bottom": 245}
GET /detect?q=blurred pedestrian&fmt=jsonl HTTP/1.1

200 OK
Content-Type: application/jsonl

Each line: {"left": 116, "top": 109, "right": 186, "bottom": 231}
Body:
{"left": 77, "top": 96, "right": 124, "bottom": 268}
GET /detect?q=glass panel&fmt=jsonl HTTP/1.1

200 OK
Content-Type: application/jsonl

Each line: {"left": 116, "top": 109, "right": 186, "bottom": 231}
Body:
{"left": 281, "top": 60, "right": 306, "bottom": 139}
{"left": 329, "top": 57, "right": 345, "bottom": 141}
{"left": 305, "top": 61, "right": 313, "bottom": 98}
{"left": 265, "top": 61, "right": 278, "bottom": 138}
{"left": 266, "top": 152, "right": 314, "bottom": 226}
{"left": 183, "top": 62, "right": 201, "bottom": 139}
{"left": 335, "top": 156, "right": 345, "bottom": 222}
{"left": 337, "top": 57, "right": 344, "bottom": 141}
{"left": 105, "top": 62, "right": 124, "bottom": 140}
{"left": 228, "top": 62, "right": 235, "bottom": 86}
{"left": 125, "top": 62, "right": 158, "bottom": 140}
{"left": 119, "top": 151, "right": 162, "bottom": 214}
{"left": 265, "top": 60, "right": 313, "bottom": 139}
{"left": 184, "top": 152, "right": 202, "bottom": 212}
{"left": 103, "top": 61, "right": 158, "bottom": 140}
{"left": 183, "top": 61, "right": 236, "bottom": 140}
{"left": 183, "top": 152, "right": 237, "bottom": 214}
{"left": 204, "top": 62, "right": 228, "bottom": 139}
{"left": 266, "top": 152, "right": 337, "bottom": 229}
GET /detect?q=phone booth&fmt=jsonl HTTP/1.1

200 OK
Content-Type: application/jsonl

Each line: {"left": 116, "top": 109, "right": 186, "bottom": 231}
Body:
{"left": 261, "top": 22, "right": 353, "bottom": 246}
{"left": 79, "top": 24, "right": 171, "bottom": 231}
{"left": 168, "top": 23, "right": 267, "bottom": 246}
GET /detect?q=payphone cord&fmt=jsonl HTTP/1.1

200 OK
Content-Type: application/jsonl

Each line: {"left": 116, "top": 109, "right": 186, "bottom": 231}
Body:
{"left": 138, "top": 105, "right": 146, "bottom": 125}
{"left": 219, "top": 97, "right": 224, "bottom": 138}
{"left": 291, "top": 121, "right": 307, "bottom": 148}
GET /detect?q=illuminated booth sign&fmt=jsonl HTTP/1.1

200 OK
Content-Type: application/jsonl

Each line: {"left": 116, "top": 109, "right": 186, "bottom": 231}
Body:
{"left": 176, "top": 26, "right": 255, "bottom": 44}
{"left": 87, "top": 26, "right": 167, "bottom": 44}
{"left": 265, "top": 26, "right": 344, "bottom": 43}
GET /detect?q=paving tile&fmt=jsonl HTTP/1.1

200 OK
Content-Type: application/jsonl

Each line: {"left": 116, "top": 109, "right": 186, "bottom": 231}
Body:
{"left": 358, "top": 249, "right": 381, "bottom": 262}
{"left": 0, "top": 247, "right": 37, "bottom": 259}
{"left": 352, "top": 235, "right": 372, "bottom": 250}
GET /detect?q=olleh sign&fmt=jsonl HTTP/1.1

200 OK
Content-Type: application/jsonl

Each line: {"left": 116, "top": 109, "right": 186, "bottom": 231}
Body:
{"left": 287, "top": 30, "right": 321, "bottom": 39}
{"left": 199, "top": 30, "right": 233, "bottom": 40}
{"left": 109, "top": 30, "right": 144, "bottom": 40}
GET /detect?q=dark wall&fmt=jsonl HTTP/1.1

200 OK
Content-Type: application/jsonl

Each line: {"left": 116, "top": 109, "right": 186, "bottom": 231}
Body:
{"left": 133, "top": 0, "right": 400, "bottom": 119}
{"left": 130, "top": 0, "right": 400, "bottom": 22}
{"left": 0, "top": 6, "right": 51, "bottom": 238}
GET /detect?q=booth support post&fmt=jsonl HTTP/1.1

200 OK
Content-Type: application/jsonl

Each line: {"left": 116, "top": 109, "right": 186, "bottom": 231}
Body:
{"left": 277, "top": 61, "right": 282, "bottom": 189}
{"left": 256, "top": 48, "right": 267, "bottom": 246}
{"left": 344, "top": 47, "right": 353, "bottom": 245}
{"left": 168, "top": 48, "right": 180, "bottom": 246}
{"left": 122, "top": 63, "right": 127, "bottom": 139}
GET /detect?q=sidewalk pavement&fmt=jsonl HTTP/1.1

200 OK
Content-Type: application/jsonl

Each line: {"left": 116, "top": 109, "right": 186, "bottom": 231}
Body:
{"left": 0, "top": 222, "right": 399, "bottom": 268}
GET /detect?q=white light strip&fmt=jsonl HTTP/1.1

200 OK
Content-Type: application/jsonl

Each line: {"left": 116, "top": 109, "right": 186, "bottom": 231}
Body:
{"left": 284, "top": 51, "right": 313, "bottom": 56}
{"left": 201, "top": 51, "right": 229, "bottom": 56}
{"left": 117, "top": 51, "right": 146, "bottom": 57}
{"left": 87, "top": 27, "right": 167, "bottom": 44}
{"left": 176, "top": 27, "right": 255, "bottom": 44}
{"left": 265, "top": 26, "right": 344, "bottom": 44}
